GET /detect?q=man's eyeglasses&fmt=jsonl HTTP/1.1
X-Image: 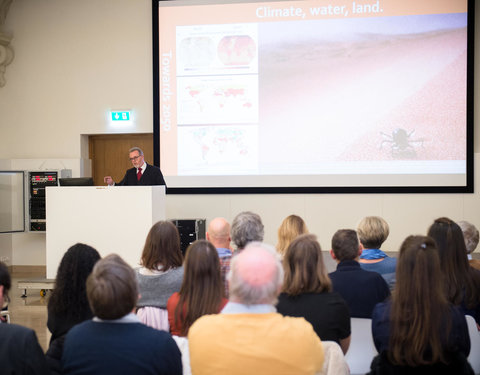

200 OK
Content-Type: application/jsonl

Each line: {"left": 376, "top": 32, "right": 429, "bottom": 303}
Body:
{"left": 129, "top": 155, "right": 142, "bottom": 161}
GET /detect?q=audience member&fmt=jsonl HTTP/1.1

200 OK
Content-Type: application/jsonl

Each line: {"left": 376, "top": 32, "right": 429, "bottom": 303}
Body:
{"left": 428, "top": 217, "right": 480, "bottom": 325}
{"left": 46, "top": 243, "right": 101, "bottom": 374}
{"left": 167, "top": 240, "right": 227, "bottom": 336}
{"left": 206, "top": 217, "right": 232, "bottom": 297}
{"left": 189, "top": 242, "right": 324, "bottom": 375}
{"left": 136, "top": 221, "right": 184, "bottom": 330}
{"left": 276, "top": 214, "right": 309, "bottom": 257}
{"left": 458, "top": 220, "right": 480, "bottom": 271}
{"left": 329, "top": 229, "right": 390, "bottom": 318}
{"left": 230, "top": 211, "right": 264, "bottom": 251}
{"left": 369, "top": 235, "right": 472, "bottom": 374}
{"left": 62, "top": 254, "right": 182, "bottom": 375}
{"left": 0, "top": 262, "right": 49, "bottom": 375}
{"left": 277, "top": 234, "right": 351, "bottom": 354}
{"left": 357, "top": 216, "right": 396, "bottom": 289}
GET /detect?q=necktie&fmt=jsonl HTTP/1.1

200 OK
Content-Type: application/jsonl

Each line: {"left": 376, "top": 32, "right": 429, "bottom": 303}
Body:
{"left": 137, "top": 168, "right": 142, "bottom": 181}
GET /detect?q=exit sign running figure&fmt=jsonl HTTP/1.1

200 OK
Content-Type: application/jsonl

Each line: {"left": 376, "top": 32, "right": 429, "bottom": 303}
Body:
{"left": 111, "top": 111, "right": 131, "bottom": 121}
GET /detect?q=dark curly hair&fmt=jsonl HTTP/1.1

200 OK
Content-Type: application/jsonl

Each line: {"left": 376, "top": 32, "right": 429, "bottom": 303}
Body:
{"left": 48, "top": 243, "right": 101, "bottom": 321}
{"left": 0, "top": 261, "right": 11, "bottom": 304}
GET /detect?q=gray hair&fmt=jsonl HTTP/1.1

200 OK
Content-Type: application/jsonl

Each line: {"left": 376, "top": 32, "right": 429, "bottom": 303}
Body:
{"left": 231, "top": 211, "right": 264, "bottom": 251}
{"left": 129, "top": 147, "right": 144, "bottom": 156}
{"left": 457, "top": 220, "right": 479, "bottom": 254}
{"left": 228, "top": 242, "right": 283, "bottom": 306}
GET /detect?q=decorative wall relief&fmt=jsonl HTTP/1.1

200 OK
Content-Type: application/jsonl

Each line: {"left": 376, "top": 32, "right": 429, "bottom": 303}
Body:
{"left": 0, "top": 0, "right": 13, "bottom": 87}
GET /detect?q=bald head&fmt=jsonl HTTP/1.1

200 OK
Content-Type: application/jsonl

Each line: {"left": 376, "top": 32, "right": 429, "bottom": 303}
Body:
{"left": 206, "top": 217, "right": 231, "bottom": 249}
{"left": 228, "top": 242, "right": 283, "bottom": 305}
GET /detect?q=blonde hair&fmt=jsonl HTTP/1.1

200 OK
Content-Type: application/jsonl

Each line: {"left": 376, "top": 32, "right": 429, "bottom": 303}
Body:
{"left": 276, "top": 215, "right": 308, "bottom": 255}
{"left": 357, "top": 216, "right": 389, "bottom": 249}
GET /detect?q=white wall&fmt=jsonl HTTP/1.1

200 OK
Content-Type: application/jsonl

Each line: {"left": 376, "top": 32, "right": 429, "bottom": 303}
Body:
{"left": 0, "top": 0, "right": 479, "bottom": 266}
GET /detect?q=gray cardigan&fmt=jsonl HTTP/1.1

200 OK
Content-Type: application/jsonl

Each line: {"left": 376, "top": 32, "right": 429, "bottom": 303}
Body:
{"left": 136, "top": 266, "right": 184, "bottom": 309}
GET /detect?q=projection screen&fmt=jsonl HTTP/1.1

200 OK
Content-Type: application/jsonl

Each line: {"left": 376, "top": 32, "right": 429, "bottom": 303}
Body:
{"left": 153, "top": 0, "right": 473, "bottom": 193}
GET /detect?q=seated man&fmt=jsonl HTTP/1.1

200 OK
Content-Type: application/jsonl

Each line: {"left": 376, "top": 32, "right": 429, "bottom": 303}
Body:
{"left": 329, "top": 229, "right": 390, "bottom": 318}
{"left": 189, "top": 242, "right": 324, "bottom": 375}
{"left": 0, "top": 262, "right": 49, "bottom": 375}
{"left": 62, "top": 254, "right": 182, "bottom": 375}
{"left": 206, "top": 217, "right": 232, "bottom": 297}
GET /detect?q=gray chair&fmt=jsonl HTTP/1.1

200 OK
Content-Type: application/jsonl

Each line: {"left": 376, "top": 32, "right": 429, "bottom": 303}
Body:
{"left": 466, "top": 315, "right": 480, "bottom": 375}
{"left": 344, "top": 318, "right": 378, "bottom": 375}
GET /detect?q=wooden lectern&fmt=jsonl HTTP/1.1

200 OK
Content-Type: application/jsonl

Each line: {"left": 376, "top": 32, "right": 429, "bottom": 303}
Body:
{"left": 46, "top": 186, "right": 166, "bottom": 279}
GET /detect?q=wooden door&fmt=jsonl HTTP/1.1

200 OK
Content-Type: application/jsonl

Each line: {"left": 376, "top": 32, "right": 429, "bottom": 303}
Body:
{"left": 89, "top": 134, "right": 154, "bottom": 186}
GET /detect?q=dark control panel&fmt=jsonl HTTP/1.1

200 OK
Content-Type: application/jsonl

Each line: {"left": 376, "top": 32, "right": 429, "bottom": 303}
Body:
{"left": 29, "top": 172, "right": 58, "bottom": 231}
{"left": 171, "top": 219, "right": 206, "bottom": 255}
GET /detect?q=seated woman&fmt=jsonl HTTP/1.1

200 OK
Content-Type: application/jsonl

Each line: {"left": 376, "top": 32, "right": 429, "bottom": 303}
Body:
{"left": 369, "top": 235, "right": 472, "bottom": 374}
{"left": 276, "top": 214, "right": 308, "bottom": 257}
{"left": 357, "top": 216, "right": 396, "bottom": 289}
{"left": 167, "top": 240, "right": 227, "bottom": 336}
{"left": 46, "top": 243, "right": 101, "bottom": 374}
{"left": 428, "top": 218, "right": 480, "bottom": 325}
{"left": 276, "top": 234, "right": 351, "bottom": 354}
{"left": 136, "top": 221, "right": 184, "bottom": 331}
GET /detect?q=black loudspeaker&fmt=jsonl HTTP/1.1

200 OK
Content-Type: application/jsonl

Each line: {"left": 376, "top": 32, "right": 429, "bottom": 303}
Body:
{"left": 171, "top": 219, "right": 206, "bottom": 255}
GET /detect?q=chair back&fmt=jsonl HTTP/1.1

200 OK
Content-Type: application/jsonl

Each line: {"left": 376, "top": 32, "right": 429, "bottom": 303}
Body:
{"left": 345, "top": 318, "right": 378, "bottom": 375}
{"left": 172, "top": 335, "right": 192, "bottom": 375}
{"left": 0, "top": 310, "right": 10, "bottom": 323}
{"left": 317, "top": 341, "right": 349, "bottom": 375}
{"left": 466, "top": 315, "right": 480, "bottom": 374}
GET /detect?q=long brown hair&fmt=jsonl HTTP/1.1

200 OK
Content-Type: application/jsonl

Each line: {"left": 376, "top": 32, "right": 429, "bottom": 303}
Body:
{"left": 282, "top": 234, "right": 332, "bottom": 295}
{"left": 174, "top": 240, "right": 223, "bottom": 335}
{"left": 427, "top": 217, "right": 480, "bottom": 308}
{"left": 140, "top": 221, "right": 183, "bottom": 271}
{"left": 277, "top": 215, "right": 308, "bottom": 256}
{"left": 389, "top": 235, "right": 451, "bottom": 366}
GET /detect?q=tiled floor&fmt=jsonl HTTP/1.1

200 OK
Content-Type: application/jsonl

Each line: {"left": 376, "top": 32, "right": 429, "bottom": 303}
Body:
{"left": 8, "top": 272, "right": 50, "bottom": 352}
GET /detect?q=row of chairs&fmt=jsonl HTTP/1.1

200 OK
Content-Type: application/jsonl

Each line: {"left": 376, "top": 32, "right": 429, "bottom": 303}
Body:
{"left": 172, "top": 317, "right": 480, "bottom": 375}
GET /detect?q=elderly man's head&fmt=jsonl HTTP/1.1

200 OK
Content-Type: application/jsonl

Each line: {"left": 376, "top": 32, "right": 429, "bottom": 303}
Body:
{"left": 228, "top": 242, "right": 283, "bottom": 305}
{"left": 231, "top": 211, "right": 264, "bottom": 251}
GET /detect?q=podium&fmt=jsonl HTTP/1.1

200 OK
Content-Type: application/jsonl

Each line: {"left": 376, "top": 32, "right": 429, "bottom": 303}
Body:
{"left": 46, "top": 186, "right": 166, "bottom": 279}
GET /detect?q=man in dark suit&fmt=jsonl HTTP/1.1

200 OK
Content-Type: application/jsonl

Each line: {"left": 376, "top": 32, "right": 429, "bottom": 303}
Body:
{"left": 0, "top": 262, "right": 49, "bottom": 375}
{"left": 104, "top": 147, "right": 166, "bottom": 186}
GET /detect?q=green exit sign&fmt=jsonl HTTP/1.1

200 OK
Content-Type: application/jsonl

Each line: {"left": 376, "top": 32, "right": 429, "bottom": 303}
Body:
{"left": 111, "top": 111, "right": 131, "bottom": 121}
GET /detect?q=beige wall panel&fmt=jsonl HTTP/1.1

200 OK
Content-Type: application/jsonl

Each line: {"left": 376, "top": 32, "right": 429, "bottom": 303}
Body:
{"left": 382, "top": 194, "right": 464, "bottom": 252}
{"left": 305, "top": 194, "right": 382, "bottom": 250}
{"left": 0, "top": 0, "right": 153, "bottom": 159}
{"left": 166, "top": 194, "right": 232, "bottom": 224}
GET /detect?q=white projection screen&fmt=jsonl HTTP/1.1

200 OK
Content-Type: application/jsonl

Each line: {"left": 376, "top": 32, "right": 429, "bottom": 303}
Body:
{"left": 153, "top": 0, "right": 474, "bottom": 194}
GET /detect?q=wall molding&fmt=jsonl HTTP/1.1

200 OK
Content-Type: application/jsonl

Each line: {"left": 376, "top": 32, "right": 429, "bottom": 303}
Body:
{"left": 10, "top": 265, "right": 46, "bottom": 276}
